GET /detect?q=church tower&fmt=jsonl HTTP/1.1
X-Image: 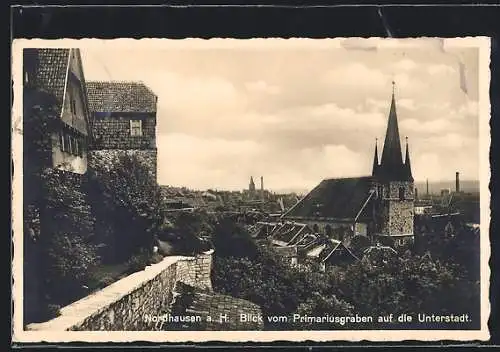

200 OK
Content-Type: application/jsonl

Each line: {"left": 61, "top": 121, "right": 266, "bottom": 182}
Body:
{"left": 372, "top": 83, "right": 415, "bottom": 243}
{"left": 249, "top": 176, "right": 256, "bottom": 194}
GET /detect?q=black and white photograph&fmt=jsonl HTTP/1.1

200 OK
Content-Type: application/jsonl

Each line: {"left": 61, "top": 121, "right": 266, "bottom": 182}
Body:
{"left": 12, "top": 37, "right": 490, "bottom": 342}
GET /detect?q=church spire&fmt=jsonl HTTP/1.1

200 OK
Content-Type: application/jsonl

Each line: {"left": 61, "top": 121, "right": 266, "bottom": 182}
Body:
{"left": 372, "top": 138, "right": 379, "bottom": 176}
{"left": 379, "top": 81, "right": 406, "bottom": 180}
{"left": 404, "top": 136, "right": 414, "bottom": 181}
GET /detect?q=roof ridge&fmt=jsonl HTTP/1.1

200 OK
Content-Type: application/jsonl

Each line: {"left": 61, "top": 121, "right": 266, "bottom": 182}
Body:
{"left": 323, "top": 175, "right": 373, "bottom": 181}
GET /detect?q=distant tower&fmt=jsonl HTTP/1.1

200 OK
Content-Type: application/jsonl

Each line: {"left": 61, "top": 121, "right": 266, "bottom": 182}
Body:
{"left": 456, "top": 172, "right": 460, "bottom": 193}
{"left": 260, "top": 176, "right": 264, "bottom": 200}
{"left": 426, "top": 179, "right": 429, "bottom": 196}
{"left": 249, "top": 176, "right": 256, "bottom": 194}
{"left": 373, "top": 82, "right": 414, "bottom": 241}
{"left": 415, "top": 187, "right": 419, "bottom": 200}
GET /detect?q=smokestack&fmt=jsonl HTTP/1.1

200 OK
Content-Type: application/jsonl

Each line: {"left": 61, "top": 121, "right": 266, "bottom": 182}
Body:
{"left": 260, "top": 176, "right": 264, "bottom": 199}
{"left": 456, "top": 172, "right": 460, "bottom": 193}
{"left": 426, "top": 179, "right": 429, "bottom": 196}
{"left": 415, "top": 187, "right": 418, "bottom": 200}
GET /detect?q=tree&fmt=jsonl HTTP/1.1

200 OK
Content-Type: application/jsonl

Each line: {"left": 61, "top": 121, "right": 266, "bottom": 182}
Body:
{"left": 86, "top": 153, "right": 163, "bottom": 263}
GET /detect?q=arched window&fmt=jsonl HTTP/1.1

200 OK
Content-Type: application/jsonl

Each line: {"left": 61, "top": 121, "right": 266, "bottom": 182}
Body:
{"left": 399, "top": 187, "right": 405, "bottom": 200}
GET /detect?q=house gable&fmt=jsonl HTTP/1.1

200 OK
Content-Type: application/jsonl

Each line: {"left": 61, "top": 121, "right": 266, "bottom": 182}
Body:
{"left": 60, "top": 49, "right": 92, "bottom": 137}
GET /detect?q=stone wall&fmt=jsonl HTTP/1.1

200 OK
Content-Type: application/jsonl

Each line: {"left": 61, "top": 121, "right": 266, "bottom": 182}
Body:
{"left": 88, "top": 149, "right": 157, "bottom": 182}
{"left": 380, "top": 181, "right": 415, "bottom": 237}
{"left": 26, "top": 250, "right": 215, "bottom": 331}
{"left": 91, "top": 114, "right": 156, "bottom": 150}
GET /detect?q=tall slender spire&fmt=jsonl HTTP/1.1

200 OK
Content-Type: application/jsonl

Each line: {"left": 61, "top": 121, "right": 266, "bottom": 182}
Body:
{"left": 372, "top": 138, "right": 379, "bottom": 176}
{"left": 379, "top": 82, "right": 406, "bottom": 180}
{"left": 404, "top": 136, "right": 414, "bottom": 181}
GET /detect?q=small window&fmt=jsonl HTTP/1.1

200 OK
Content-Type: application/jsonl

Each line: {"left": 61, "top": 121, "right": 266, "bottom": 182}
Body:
{"left": 399, "top": 187, "right": 405, "bottom": 200}
{"left": 73, "top": 137, "right": 79, "bottom": 156}
{"left": 24, "top": 71, "right": 30, "bottom": 85}
{"left": 77, "top": 139, "right": 84, "bottom": 157}
{"left": 59, "top": 132, "right": 66, "bottom": 152}
{"left": 71, "top": 98, "right": 77, "bottom": 115}
{"left": 65, "top": 134, "right": 72, "bottom": 155}
{"left": 130, "top": 120, "right": 142, "bottom": 136}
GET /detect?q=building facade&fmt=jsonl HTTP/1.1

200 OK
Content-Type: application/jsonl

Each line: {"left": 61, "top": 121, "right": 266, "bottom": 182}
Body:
{"left": 23, "top": 48, "right": 93, "bottom": 175}
{"left": 371, "top": 90, "right": 415, "bottom": 244}
{"left": 282, "top": 87, "right": 415, "bottom": 245}
{"left": 85, "top": 81, "right": 158, "bottom": 181}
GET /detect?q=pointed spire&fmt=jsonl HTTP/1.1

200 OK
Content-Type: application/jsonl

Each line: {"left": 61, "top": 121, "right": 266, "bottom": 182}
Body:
{"left": 404, "top": 136, "right": 414, "bottom": 181}
{"left": 372, "top": 138, "right": 379, "bottom": 176}
{"left": 379, "top": 82, "right": 406, "bottom": 180}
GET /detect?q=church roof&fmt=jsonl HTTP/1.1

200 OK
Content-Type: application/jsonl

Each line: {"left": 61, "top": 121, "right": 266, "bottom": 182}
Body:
{"left": 86, "top": 81, "right": 157, "bottom": 113}
{"left": 376, "top": 87, "right": 413, "bottom": 181}
{"left": 283, "top": 176, "right": 375, "bottom": 221}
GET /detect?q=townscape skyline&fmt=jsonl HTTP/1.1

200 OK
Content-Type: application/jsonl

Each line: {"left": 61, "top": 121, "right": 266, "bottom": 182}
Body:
{"left": 79, "top": 39, "right": 481, "bottom": 191}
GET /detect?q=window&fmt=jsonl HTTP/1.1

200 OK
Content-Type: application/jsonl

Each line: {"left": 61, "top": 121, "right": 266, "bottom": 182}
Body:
{"left": 65, "top": 134, "right": 72, "bottom": 155}
{"left": 73, "top": 137, "right": 79, "bottom": 156}
{"left": 24, "top": 71, "right": 30, "bottom": 85}
{"left": 130, "top": 120, "right": 142, "bottom": 136}
{"left": 70, "top": 96, "right": 77, "bottom": 115}
{"left": 59, "top": 131, "right": 85, "bottom": 157}
{"left": 399, "top": 187, "right": 405, "bottom": 200}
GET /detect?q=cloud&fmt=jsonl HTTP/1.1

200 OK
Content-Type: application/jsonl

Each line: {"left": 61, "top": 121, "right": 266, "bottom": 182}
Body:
{"left": 157, "top": 133, "right": 265, "bottom": 189}
{"left": 427, "top": 64, "right": 456, "bottom": 75}
{"left": 397, "top": 98, "right": 417, "bottom": 111}
{"left": 80, "top": 41, "right": 481, "bottom": 189}
{"left": 245, "top": 80, "right": 281, "bottom": 95}
{"left": 394, "top": 59, "right": 418, "bottom": 71}
{"left": 400, "top": 118, "right": 452, "bottom": 134}
{"left": 324, "top": 63, "right": 389, "bottom": 88}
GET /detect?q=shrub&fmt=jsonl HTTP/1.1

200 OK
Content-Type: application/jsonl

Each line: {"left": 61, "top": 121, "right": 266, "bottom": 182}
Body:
{"left": 86, "top": 153, "right": 163, "bottom": 263}
{"left": 38, "top": 169, "right": 100, "bottom": 307}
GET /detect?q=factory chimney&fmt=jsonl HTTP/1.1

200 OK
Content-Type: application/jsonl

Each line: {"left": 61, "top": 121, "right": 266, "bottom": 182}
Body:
{"left": 456, "top": 172, "right": 460, "bottom": 193}
{"left": 260, "top": 176, "right": 264, "bottom": 199}
{"left": 426, "top": 179, "right": 429, "bottom": 196}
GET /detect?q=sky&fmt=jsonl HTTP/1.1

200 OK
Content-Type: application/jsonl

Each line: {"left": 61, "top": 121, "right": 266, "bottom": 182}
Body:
{"left": 80, "top": 38, "right": 481, "bottom": 192}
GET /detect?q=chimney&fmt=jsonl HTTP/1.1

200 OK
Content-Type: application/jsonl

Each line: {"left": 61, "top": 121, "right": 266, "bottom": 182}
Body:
{"left": 456, "top": 172, "right": 460, "bottom": 193}
{"left": 426, "top": 179, "right": 429, "bottom": 196}
{"left": 415, "top": 187, "right": 418, "bottom": 200}
{"left": 260, "top": 176, "right": 264, "bottom": 199}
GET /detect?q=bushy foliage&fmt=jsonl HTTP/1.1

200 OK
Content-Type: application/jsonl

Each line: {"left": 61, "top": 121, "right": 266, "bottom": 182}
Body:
{"left": 38, "top": 169, "right": 100, "bottom": 308}
{"left": 160, "top": 210, "right": 215, "bottom": 256}
{"left": 86, "top": 153, "right": 163, "bottom": 263}
{"left": 210, "top": 215, "right": 480, "bottom": 330}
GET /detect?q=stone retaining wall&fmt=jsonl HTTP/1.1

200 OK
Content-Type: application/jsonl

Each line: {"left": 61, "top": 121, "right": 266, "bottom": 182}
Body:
{"left": 27, "top": 250, "right": 214, "bottom": 331}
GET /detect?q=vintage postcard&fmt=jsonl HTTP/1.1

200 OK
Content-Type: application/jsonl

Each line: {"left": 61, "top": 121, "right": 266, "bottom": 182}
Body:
{"left": 12, "top": 37, "right": 491, "bottom": 343}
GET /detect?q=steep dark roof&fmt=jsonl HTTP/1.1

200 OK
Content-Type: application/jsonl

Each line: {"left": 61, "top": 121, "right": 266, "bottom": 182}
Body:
{"left": 403, "top": 139, "right": 414, "bottom": 181}
{"left": 372, "top": 139, "right": 380, "bottom": 177}
{"left": 377, "top": 89, "right": 412, "bottom": 182}
{"left": 283, "top": 176, "right": 375, "bottom": 221}
{"left": 26, "top": 48, "right": 71, "bottom": 116}
{"left": 86, "top": 81, "right": 158, "bottom": 113}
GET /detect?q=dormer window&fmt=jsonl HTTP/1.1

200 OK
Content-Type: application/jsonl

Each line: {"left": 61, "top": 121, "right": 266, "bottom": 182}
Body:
{"left": 130, "top": 120, "right": 142, "bottom": 136}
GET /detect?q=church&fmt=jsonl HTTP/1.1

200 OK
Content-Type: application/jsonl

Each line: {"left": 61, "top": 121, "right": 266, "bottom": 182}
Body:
{"left": 282, "top": 85, "right": 415, "bottom": 246}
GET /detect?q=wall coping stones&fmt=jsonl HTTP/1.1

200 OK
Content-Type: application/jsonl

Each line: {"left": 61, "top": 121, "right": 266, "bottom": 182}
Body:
{"left": 27, "top": 250, "right": 214, "bottom": 331}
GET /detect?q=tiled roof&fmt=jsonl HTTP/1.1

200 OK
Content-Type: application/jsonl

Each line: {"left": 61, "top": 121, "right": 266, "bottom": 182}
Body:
{"left": 271, "top": 222, "right": 310, "bottom": 245}
{"left": 86, "top": 81, "right": 158, "bottom": 113}
{"left": 27, "top": 48, "right": 71, "bottom": 116}
{"left": 284, "top": 176, "right": 375, "bottom": 220}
